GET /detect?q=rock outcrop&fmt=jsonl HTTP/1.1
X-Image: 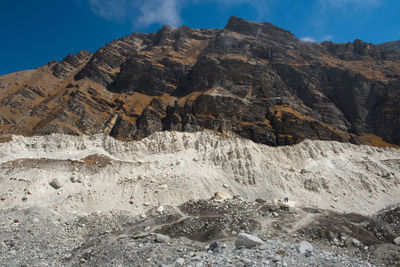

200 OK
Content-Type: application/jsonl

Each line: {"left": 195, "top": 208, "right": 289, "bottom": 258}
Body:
{"left": 0, "top": 16, "right": 399, "bottom": 147}
{"left": 235, "top": 233, "right": 265, "bottom": 248}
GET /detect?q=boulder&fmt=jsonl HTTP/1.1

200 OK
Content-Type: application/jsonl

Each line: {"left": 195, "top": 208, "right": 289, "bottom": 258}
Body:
{"left": 352, "top": 238, "right": 361, "bottom": 247}
{"left": 394, "top": 236, "right": 400, "bottom": 246}
{"left": 155, "top": 233, "right": 171, "bottom": 243}
{"left": 235, "top": 233, "right": 264, "bottom": 248}
{"left": 332, "top": 238, "right": 340, "bottom": 246}
{"left": 214, "top": 192, "right": 231, "bottom": 200}
{"left": 345, "top": 237, "right": 361, "bottom": 248}
{"left": 49, "top": 179, "right": 62, "bottom": 190}
{"left": 174, "top": 258, "right": 185, "bottom": 267}
{"left": 207, "top": 241, "right": 219, "bottom": 252}
{"left": 157, "top": 206, "right": 164, "bottom": 213}
{"left": 296, "top": 241, "right": 313, "bottom": 257}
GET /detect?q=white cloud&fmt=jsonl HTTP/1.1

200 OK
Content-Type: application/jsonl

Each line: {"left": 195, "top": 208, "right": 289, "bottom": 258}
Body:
{"left": 300, "top": 35, "right": 334, "bottom": 43}
{"left": 87, "top": 0, "right": 272, "bottom": 28}
{"left": 88, "top": 0, "right": 184, "bottom": 27}
{"left": 301, "top": 37, "right": 317, "bottom": 43}
{"left": 136, "top": 0, "right": 183, "bottom": 27}
{"left": 321, "top": 35, "right": 333, "bottom": 41}
{"left": 88, "top": 0, "right": 128, "bottom": 21}
{"left": 87, "top": 0, "right": 383, "bottom": 28}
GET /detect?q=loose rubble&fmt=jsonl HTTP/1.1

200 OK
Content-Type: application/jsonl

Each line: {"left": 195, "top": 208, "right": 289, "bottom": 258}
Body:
{"left": 0, "top": 197, "right": 399, "bottom": 266}
{"left": 0, "top": 132, "right": 399, "bottom": 266}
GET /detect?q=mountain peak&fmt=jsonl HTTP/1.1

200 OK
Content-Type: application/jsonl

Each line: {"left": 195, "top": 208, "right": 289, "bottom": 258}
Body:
{"left": 225, "top": 16, "right": 296, "bottom": 40}
{"left": 0, "top": 17, "right": 399, "bottom": 147}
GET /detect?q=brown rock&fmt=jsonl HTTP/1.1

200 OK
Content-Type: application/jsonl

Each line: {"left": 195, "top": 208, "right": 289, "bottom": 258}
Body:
{"left": 277, "top": 249, "right": 286, "bottom": 255}
{"left": 0, "top": 17, "right": 398, "bottom": 147}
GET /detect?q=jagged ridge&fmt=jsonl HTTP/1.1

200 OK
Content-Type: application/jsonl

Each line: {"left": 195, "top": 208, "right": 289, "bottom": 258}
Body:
{"left": 0, "top": 16, "right": 399, "bottom": 147}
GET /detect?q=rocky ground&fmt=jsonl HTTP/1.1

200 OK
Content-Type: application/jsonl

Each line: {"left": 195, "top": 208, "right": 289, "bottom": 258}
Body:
{"left": 1, "top": 15, "right": 400, "bottom": 267}
{"left": 0, "top": 131, "right": 399, "bottom": 266}
{"left": 1, "top": 197, "right": 399, "bottom": 266}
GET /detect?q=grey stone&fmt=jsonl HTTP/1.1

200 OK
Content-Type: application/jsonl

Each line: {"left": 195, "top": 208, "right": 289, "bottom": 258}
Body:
{"left": 174, "top": 258, "right": 185, "bottom": 267}
{"left": 272, "top": 257, "right": 280, "bottom": 262}
{"left": 156, "top": 233, "right": 171, "bottom": 243}
{"left": 296, "top": 241, "right": 313, "bottom": 257}
{"left": 214, "top": 191, "right": 231, "bottom": 200}
{"left": 235, "top": 233, "right": 264, "bottom": 248}
{"left": 208, "top": 241, "right": 219, "bottom": 252}
{"left": 345, "top": 237, "right": 358, "bottom": 248}
{"left": 49, "top": 179, "right": 62, "bottom": 189}
{"left": 332, "top": 238, "right": 340, "bottom": 246}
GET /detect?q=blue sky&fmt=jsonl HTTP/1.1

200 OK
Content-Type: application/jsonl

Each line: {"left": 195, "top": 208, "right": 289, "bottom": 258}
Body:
{"left": 1, "top": 0, "right": 399, "bottom": 75}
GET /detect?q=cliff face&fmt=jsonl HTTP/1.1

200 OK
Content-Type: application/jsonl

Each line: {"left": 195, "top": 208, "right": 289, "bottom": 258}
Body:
{"left": 0, "top": 17, "right": 399, "bottom": 146}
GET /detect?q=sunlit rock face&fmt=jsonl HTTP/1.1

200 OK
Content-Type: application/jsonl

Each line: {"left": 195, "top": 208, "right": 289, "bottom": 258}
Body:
{"left": 0, "top": 16, "right": 399, "bottom": 147}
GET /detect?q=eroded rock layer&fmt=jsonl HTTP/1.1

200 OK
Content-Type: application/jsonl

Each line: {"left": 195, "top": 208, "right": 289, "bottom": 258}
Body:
{"left": 1, "top": 17, "right": 399, "bottom": 146}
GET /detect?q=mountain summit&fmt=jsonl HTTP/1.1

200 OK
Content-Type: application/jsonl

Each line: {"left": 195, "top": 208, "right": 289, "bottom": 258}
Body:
{"left": 0, "top": 17, "right": 399, "bottom": 146}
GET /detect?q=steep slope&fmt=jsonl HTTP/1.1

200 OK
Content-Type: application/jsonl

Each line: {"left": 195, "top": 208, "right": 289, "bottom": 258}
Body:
{"left": 0, "top": 17, "right": 399, "bottom": 146}
{"left": 378, "top": 40, "right": 400, "bottom": 54}
{"left": 0, "top": 131, "right": 399, "bottom": 215}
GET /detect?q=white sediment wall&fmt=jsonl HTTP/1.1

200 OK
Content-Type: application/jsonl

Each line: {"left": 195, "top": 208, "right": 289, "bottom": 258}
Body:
{"left": 0, "top": 131, "right": 399, "bottom": 215}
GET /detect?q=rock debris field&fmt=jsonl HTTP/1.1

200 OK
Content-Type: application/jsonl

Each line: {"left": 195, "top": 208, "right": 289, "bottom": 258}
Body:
{"left": 0, "top": 131, "right": 399, "bottom": 266}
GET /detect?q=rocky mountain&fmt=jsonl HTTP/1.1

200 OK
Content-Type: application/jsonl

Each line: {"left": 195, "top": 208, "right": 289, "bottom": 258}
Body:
{"left": 378, "top": 40, "right": 400, "bottom": 54}
{"left": 1, "top": 16, "right": 399, "bottom": 147}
